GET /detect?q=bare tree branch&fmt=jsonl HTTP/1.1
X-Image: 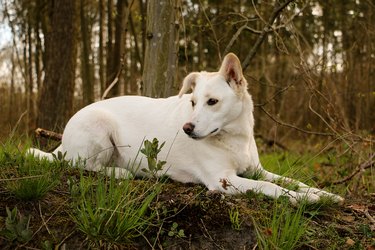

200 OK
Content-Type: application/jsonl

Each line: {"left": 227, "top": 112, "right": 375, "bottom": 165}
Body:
{"left": 224, "top": 24, "right": 262, "bottom": 56}
{"left": 322, "top": 153, "right": 375, "bottom": 187}
{"left": 101, "top": 56, "right": 125, "bottom": 100}
{"left": 199, "top": 0, "right": 221, "bottom": 61}
{"left": 35, "top": 128, "right": 62, "bottom": 141}
{"left": 242, "top": 0, "right": 296, "bottom": 70}
{"left": 258, "top": 106, "right": 335, "bottom": 136}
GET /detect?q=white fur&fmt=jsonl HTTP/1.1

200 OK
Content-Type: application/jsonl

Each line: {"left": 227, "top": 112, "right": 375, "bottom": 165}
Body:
{"left": 28, "top": 53, "right": 343, "bottom": 205}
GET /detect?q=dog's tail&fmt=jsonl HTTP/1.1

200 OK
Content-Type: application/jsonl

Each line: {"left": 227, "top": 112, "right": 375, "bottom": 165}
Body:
{"left": 27, "top": 144, "right": 63, "bottom": 161}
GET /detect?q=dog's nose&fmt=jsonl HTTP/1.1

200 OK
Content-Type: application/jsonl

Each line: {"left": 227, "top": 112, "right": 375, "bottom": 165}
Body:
{"left": 183, "top": 123, "right": 195, "bottom": 135}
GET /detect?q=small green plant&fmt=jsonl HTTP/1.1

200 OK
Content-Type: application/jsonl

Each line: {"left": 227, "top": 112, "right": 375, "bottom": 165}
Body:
{"left": 168, "top": 222, "right": 185, "bottom": 238}
{"left": 71, "top": 171, "right": 161, "bottom": 244}
{"left": 52, "top": 150, "right": 71, "bottom": 168}
{"left": 228, "top": 207, "right": 243, "bottom": 231}
{"left": 255, "top": 199, "right": 309, "bottom": 250}
{"left": 41, "top": 240, "right": 54, "bottom": 250}
{"left": 0, "top": 207, "right": 32, "bottom": 244}
{"left": 140, "top": 138, "right": 167, "bottom": 178}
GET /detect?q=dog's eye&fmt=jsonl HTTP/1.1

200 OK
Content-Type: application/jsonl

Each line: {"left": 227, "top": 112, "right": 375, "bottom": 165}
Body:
{"left": 207, "top": 98, "right": 218, "bottom": 106}
{"left": 191, "top": 100, "right": 196, "bottom": 107}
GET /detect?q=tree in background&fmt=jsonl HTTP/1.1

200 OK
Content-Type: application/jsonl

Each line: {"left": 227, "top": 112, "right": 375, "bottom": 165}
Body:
{"left": 80, "top": 0, "right": 95, "bottom": 105}
{"left": 0, "top": 0, "right": 373, "bottom": 139}
{"left": 36, "top": 0, "right": 78, "bottom": 131}
{"left": 142, "top": 0, "right": 181, "bottom": 98}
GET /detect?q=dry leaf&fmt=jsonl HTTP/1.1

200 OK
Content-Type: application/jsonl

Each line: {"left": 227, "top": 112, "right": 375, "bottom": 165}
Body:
{"left": 341, "top": 215, "right": 355, "bottom": 222}
{"left": 346, "top": 237, "right": 355, "bottom": 246}
{"left": 349, "top": 204, "right": 367, "bottom": 213}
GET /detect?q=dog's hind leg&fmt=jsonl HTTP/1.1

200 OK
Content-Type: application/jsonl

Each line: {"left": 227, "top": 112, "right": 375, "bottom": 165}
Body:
{"left": 62, "top": 109, "right": 126, "bottom": 176}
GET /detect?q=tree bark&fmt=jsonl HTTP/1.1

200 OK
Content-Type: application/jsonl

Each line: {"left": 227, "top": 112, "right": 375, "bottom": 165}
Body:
{"left": 80, "top": 0, "right": 95, "bottom": 105}
{"left": 106, "top": 0, "right": 114, "bottom": 90}
{"left": 99, "top": 0, "right": 105, "bottom": 95}
{"left": 37, "top": 0, "right": 78, "bottom": 131}
{"left": 142, "top": 0, "right": 181, "bottom": 98}
{"left": 106, "top": 0, "right": 133, "bottom": 97}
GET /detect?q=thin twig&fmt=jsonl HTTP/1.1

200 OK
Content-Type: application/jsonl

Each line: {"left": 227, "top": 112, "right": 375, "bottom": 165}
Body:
{"left": 56, "top": 229, "right": 76, "bottom": 249}
{"left": 38, "top": 202, "right": 53, "bottom": 237}
{"left": 224, "top": 24, "right": 247, "bottom": 55}
{"left": 199, "top": 0, "right": 221, "bottom": 61}
{"left": 364, "top": 209, "right": 375, "bottom": 225}
{"left": 242, "top": 0, "right": 296, "bottom": 70}
{"left": 0, "top": 175, "right": 44, "bottom": 182}
{"left": 258, "top": 106, "right": 335, "bottom": 136}
{"left": 328, "top": 153, "right": 375, "bottom": 186}
{"left": 10, "top": 110, "right": 28, "bottom": 138}
{"left": 254, "top": 82, "right": 293, "bottom": 107}
{"left": 101, "top": 57, "right": 125, "bottom": 100}
{"left": 200, "top": 218, "right": 224, "bottom": 250}
{"left": 31, "top": 200, "right": 68, "bottom": 239}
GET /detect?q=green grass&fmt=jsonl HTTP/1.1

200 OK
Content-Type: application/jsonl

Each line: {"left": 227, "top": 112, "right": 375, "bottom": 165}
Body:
{"left": 228, "top": 207, "right": 243, "bottom": 231}
{"left": 0, "top": 142, "right": 64, "bottom": 201}
{"left": 259, "top": 150, "right": 350, "bottom": 196}
{"left": 260, "top": 152, "right": 315, "bottom": 183}
{"left": 69, "top": 139, "right": 167, "bottom": 245}
{"left": 0, "top": 137, "right": 373, "bottom": 249}
{"left": 254, "top": 199, "right": 310, "bottom": 250}
{"left": 70, "top": 171, "right": 161, "bottom": 244}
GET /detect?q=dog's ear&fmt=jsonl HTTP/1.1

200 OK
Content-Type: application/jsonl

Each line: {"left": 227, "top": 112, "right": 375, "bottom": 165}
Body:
{"left": 178, "top": 72, "right": 199, "bottom": 97}
{"left": 219, "top": 53, "right": 246, "bottom": 90}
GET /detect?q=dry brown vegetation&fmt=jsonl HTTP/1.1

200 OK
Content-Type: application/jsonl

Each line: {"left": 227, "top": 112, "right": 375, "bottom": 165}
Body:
{"left": 0, "top": 0, "right": 374, "bottom": 249}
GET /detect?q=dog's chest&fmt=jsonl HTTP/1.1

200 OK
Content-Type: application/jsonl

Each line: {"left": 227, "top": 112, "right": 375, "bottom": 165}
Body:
{"left": 210, "top": 136, "right": 251, "bottom": 173}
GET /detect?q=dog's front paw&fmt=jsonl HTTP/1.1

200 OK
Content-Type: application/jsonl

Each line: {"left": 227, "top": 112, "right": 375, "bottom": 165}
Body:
{"left": 298, "top": 187, "right": 344, "bottom": 205}
{"left": 283, "top": 191, "right": 320, "bottom": 206}
{"left": 319, "top": 193, "right": 345, "bottom": 205}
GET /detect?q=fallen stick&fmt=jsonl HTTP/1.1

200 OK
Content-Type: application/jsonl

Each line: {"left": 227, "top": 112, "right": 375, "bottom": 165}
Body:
{"left": 322, "top": 153, "right": 375, "bottom": 187}
{"left": 35, "top": 128, "right": 62, "bottom": 141}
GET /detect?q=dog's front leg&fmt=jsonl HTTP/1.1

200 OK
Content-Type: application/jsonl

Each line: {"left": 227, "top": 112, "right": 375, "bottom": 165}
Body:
{"left": 212, "top": 175, "right": 320, "bottom": 205}
{"left": 261, "top": 170, "right": 344, "bottom": 203}
{"left": 246, "top": 137, "right": 343, "bottom": 204}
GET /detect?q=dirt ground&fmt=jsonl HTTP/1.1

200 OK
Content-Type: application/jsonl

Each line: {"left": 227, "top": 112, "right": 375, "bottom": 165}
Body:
{"left": 1, "top": 167, "right": 374, "bottom": 249}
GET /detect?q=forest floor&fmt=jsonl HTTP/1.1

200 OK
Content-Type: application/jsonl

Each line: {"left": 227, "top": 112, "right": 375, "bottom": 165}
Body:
{"left": 0, "top": 137, "right": 374, "bottom": 249}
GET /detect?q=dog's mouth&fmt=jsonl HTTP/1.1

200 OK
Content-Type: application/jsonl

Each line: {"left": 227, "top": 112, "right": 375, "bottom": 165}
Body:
{"left": 190, "top": 128, "right": 219, "bottom": 140}
{"left": 210, "top": 128, "right": 219, "bottom": 134}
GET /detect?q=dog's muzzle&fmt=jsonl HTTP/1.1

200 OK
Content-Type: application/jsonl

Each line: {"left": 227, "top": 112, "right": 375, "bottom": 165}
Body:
{"left": 183, "top": 123, "right": 219, "bottom": 139}
{"left": 183, "top": 122, "right": 195, "bottom": 136}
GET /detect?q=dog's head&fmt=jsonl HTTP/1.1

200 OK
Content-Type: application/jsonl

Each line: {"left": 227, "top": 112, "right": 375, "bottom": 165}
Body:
{"left": 178, "top": 53, "right": 249, "bottom": 140}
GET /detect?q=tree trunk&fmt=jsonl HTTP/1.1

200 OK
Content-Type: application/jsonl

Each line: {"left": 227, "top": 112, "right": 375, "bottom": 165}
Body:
{"left": 35, "top": 0, "right": 43, "bottom": 90}
{"left": 106, "top": 0, "right": 114, "bottom": 90}
{"left": 99, "top": 0, "right": 105, "bottom": 95}
{"left": 80, "top": 0, "right": 95, "bottom": 105}
{"left": 142, "top": 0, "right": 181, "bottom": 98}
{"left": 9, "top": 47, "right": 16, "bottom": 125}
{"left": 27, "top": 17, "right": 36, "bottom": 132}
{"left": 105, "top": 0, "right": 133, "bottom": 97}
{"left": 37, "top": 0, "right": 78, "bottom": 131}
{"left": 139, "top": 0, "right": 147, "bottom": 64}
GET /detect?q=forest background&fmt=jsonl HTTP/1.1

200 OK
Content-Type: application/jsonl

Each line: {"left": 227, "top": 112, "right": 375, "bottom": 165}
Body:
{"left": 0, "top": 0, "right": 374, "bottom": 248}
{"left": 0, "top": 0, "right": 374, "bottom": 145}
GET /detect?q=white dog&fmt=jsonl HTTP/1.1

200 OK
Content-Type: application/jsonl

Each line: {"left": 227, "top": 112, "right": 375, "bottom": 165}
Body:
{"left": 29, "top": 53, "right": 343, "bottom": 204}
